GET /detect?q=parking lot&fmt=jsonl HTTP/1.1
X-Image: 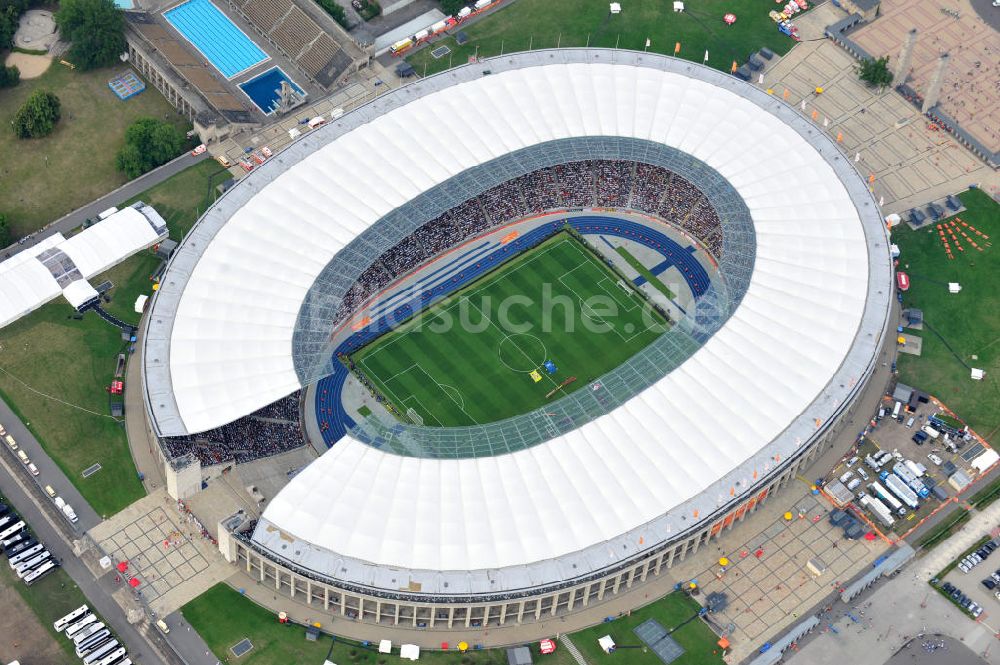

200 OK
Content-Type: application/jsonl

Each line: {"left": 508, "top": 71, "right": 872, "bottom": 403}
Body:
{"left": 823, "top": 387, "right": 993, "bottom": 536}
{"left": 939, "top": 534, "right": 1000, "bottom": 625}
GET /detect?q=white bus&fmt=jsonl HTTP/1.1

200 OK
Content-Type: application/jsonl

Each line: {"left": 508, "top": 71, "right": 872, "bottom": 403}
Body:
{"left": 73, "top": 622, "right": 106, "bottom": 648}
{"left": 64, "top": 612, "right": 97, "bottom": 639}
{"left": 15, "top": 551, "right": 50, "bottom": 577}
{"left": 23, "top": 560, "right": 57, "bottom": 585}
{"left": 82, "top": 640, "right": 118, "bottom": 665}
{"left": 95, "top": 647, "right": 127, "bottom": 665}
{"left": 77, "top": 633, "right": 111, "bottom": 658}
{"left": 54, "top": 605, "right": 90, "bottom": 632}
{"left": 0, "top": 520, "right": 26, "bottom": 542}
{"left": 9, "top": 543, "right": 44, "bottom": 568}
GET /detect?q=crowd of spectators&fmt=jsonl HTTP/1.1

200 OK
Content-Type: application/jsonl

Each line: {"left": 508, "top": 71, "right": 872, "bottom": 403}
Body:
{"left": 161, "top": 392, "right": 304, "bottom": 467}
{"left": 332, "top": 160, "right": 723, "bottom": 326}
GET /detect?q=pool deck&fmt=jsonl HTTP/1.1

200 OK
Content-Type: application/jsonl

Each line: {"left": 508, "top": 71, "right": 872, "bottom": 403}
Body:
{"left": 145, "top": 0, "right": 326, "bottom": 119}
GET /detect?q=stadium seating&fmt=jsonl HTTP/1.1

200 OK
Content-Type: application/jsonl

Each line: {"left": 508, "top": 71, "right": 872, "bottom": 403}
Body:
{"left": 233, "top": 0, "right": 357, "bottom": 85}
{"left": 243, "top": 0, "right": 292, "bottom": 32}
{"left": 331, "top": 160, "right": 724, "bottom": 328}
{"left": 271, "top": 6, "right": 320, "bottom": 58}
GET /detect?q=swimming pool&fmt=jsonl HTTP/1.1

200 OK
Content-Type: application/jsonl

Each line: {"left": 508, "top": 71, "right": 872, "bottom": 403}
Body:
{"left": 163, "top": 0, "right": 268, "bottom": 79}
{"left": 239, "top": 67, "right": 306, "bottom": 114}
{"left": 114, "top": 0, "right": 134, "bottom": 8}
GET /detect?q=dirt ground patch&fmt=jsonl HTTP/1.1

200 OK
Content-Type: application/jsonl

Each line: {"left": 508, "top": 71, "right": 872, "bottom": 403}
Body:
{"left": 5, "top": 52, "right": 52, "bottom": 79}
{"left": 0, "top": 576, "right": 74, "bottom": 665}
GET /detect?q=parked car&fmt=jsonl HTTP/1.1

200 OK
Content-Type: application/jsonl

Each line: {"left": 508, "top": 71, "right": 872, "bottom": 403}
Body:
{"left": 982, "top": 578, "right": 996, "bottom": 589}
{"left": 26, "top": 463, "right": 38, "bottom": 476}
{"left": 927, "top": 453, "right": 943, "bottom": 465}
{"left": 857, "top": 467, "right": 870, "bottom": 481}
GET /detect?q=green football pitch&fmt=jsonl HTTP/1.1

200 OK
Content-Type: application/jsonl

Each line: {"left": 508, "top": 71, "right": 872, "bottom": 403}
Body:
{"left": 351, "top": 233, "right": 669, "bottom": 426}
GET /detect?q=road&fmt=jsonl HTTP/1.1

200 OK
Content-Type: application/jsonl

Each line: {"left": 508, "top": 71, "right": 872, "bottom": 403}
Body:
{"left": 2, "top": 151, "right": 210, "bottom": 259}
{"left": 0, "top": 396, "right": 219, "bottom": 665}
{"left": 0, "top": 396, "right": 102, "bottom": 530}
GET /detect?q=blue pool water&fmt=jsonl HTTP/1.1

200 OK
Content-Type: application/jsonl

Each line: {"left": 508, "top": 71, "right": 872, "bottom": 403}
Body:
{"left": 114, "top": 0, "right": 134, "bottom": 8}
{"left": 240, "top": 67, "right": 306, "bottom": 114}
{"left": 163, "top": 0, "right": 268, "bottom": 79}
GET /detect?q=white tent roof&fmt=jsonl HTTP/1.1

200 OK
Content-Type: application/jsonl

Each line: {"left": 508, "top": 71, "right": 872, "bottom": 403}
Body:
{"left": 148, "top": 51, "right": 890, "bottom": 586}
{"left": 0, "top": 204, "right": 166, "bottom": 330}
{"left": 60, "top": 205, "right": 165, "bottom": 277}
{"left": 0, "top": 235, "right": 64, "bottom": 328}
{"left": 62, "top": 279, "right": 100, "bottom": 309}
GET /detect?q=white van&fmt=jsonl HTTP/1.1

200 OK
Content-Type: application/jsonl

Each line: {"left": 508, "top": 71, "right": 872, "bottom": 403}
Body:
{"left": 891, "top": 401, "right": 902, "bottom": 420}
{"left": 922, "top": 425, "right": 941, "bottom": 439}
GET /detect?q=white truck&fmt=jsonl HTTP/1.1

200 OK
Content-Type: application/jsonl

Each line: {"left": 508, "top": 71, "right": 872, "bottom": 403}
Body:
{"left": 882, "top": 472, "right": 920, "bottom": 509}
{"left": 859, "top": 492, "right": 895, "bottom": 527}
{"left": 868, "top": 482, "right": 906, "bottom": 516}
{"left": 893, "top": 462, "right": 930, "bottom": 498}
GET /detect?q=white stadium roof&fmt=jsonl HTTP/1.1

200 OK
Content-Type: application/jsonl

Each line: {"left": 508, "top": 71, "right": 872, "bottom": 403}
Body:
{"left": 144, "top": 50, "right": 891, "bottom": 593}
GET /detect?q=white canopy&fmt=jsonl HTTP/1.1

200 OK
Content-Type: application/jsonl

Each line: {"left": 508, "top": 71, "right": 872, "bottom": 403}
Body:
{"left": 150, "top": 52, "right": 889, "bottom": 587}
{"left": 0, "top": 204, "right": 166, "bottom": 330}
{"left": 0, "top": 235, "right": 64, "bottom": 328}
{"left": 400, "top": 644, "right": 420, "bottom": 661}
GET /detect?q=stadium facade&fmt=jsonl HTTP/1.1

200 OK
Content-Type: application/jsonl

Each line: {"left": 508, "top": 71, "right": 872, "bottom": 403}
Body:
{"left": 142, "top": 49, "right": 893, "bottom": 627}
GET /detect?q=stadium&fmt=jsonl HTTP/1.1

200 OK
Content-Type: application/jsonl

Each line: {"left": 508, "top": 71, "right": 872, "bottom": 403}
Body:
{"left": 141, "top": 49, "right": 893, "bottom": 628}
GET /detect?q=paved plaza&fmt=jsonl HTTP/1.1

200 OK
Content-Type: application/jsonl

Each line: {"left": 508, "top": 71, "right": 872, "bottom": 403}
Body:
{"left": 852, "top": 0, "right": 1000, "bottom": 153}
{"left": 756, "top": 6, "right": 999, "bottom": 215}
{"left": 88, "top": 489, "right": 234, "bottom": 616}
{"left": 665, "top": 491, "right": 887, "bottom": 663}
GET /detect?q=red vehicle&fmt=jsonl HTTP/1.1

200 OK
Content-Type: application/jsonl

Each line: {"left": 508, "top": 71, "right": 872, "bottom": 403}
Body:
{"left": 896, "top": 272, "right": 910, "bottom": 291}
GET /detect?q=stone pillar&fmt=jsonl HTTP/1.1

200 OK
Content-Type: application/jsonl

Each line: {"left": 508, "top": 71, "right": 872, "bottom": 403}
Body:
{"left": 448, "top": 607, "right": 455, "bottom": 629}
{"left": 376, "top": 601, "right": 382, "bottom": 624}
{"left": 922, "top": 53, "right": 949, "bottom": 113}
{"left": 894, "top": 28, "right": 917, "bottom": 84}
{"left": 517, "top": 601, "right": 526, "bottom": 624}
{"left": 323, "top": 587, "right": 330, "bottom": 611}
{"left": 500, "top": 603, "right": 509, "bottom": 624}
{"left": 394, "top": 604, "right": 401, "bottom": 625}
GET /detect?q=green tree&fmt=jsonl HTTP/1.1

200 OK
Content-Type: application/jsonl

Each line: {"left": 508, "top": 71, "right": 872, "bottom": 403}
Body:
{"left": 0, "top": 65, "right": 19, "bottom": 88}
{"left": 115, "top": 117, "right": 186, "bottom": 178}
{"left": 0, "top": 213, "right": 9, "bottom": 248}
{"left": 11, "top": 90, "right": 61, "bottom": 139}
{"left": 0, "top": 0, "right": 40, "bottom": 49}
{"left": 315, "top": 0, "right": 348, "bottom": 28}
{"left": 440, "top": 0, "right": 466, "bottom": 15}
{"left": 857, "top": 56, "right": 893, "bottom": 88}
{"left": 55, "top": 0, "right": 126, "bottom": 70}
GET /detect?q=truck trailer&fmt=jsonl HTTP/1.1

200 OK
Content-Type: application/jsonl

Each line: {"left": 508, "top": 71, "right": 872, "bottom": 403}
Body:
{"left": 868, "top": 482, "right": 906, "bottom": 515}
{"left": 881, "top": 472, "right": 920, "bottom": 509}
{"left": 858, "top": 492, "right": 895, "bottom": 527}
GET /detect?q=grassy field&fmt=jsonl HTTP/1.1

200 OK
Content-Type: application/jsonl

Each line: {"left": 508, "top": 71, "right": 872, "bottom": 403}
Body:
{"left": 0, "top": 555, "right": 91, "bottom": 664}
{"left": 352, "top": 232, "right": 667, "bottom": 426}
{"left": 0, "top": 160, "right": 226, "bottom": 516}
{"left": 183, "top": 584, "right": 577, "bottom": 665}
{"left": 0, "top": 62, "right": 190, "bottom": 239}
{"left": 406, "top": 0, "right": 799, "bottom": 77}
{"left": 572, "top": 592, "right": 725, "bottom": 665}
{"left": 894, "top": 189, "right": 1000, "bottom": 444}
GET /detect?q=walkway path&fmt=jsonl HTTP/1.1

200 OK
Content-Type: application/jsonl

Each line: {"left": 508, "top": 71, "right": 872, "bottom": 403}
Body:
{"left": 1, "top": 151, "right": 209, "bottom": 259}
{"left": 559, "top": 635, "right": 590, "bottom": 665}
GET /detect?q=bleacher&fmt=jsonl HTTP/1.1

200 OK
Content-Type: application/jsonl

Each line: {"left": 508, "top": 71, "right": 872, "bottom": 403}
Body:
{"left": 272, "top": 6, "right": 320, "bottom": 57}
{"left": 231, "top": 0, "right": 361, "bottom": 87}
{"left": 243, "top": 0, "right": 292, "bottom": 32}
{"left": 299, "top": 33, "right": 338, "bottom": 76}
